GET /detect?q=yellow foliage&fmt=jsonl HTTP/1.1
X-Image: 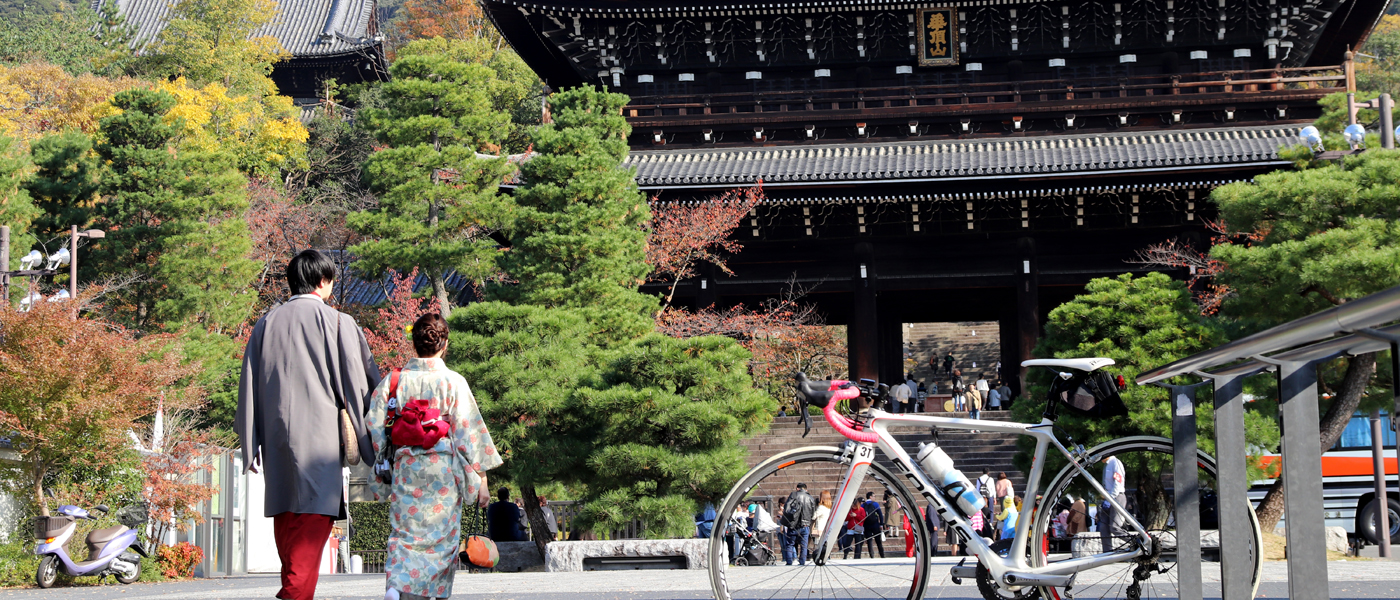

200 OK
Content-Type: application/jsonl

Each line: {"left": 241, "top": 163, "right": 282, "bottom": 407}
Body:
{"left": 150, "top": 77, "right": 308, "bottom": 176}
{"left": 0, "top": 62, "right": 143, "bottom": 144}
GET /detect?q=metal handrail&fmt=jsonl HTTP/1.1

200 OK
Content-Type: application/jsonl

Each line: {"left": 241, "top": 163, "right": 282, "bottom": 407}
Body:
{"left": 1137, "top": 283, "right": 1400, "bottom": 384}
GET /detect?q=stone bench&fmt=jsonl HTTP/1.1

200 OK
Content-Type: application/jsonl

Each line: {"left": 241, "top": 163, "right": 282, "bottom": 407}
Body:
{"left": 544, "top": 539, "right": 708, "bottom": 572}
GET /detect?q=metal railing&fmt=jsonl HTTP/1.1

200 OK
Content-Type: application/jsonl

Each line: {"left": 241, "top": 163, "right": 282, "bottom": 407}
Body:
{"left": 623, "top": 66, "right": 1344, "bottom": 121}
{"left": 1138, "top": 283, "right": 1400, "bottom": 600}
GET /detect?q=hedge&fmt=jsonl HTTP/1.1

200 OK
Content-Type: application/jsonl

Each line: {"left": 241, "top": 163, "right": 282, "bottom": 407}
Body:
{"left": 349, "top": 501, "right": 491, "bottom": 553}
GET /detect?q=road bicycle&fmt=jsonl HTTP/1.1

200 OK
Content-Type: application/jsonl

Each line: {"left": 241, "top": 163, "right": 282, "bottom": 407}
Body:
{"left": 707, "top": 358, "right": 1263, "bottom": 600}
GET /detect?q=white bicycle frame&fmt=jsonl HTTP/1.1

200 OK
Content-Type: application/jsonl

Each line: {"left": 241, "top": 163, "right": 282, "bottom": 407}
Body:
{"left": 811, "top": 408, "right": 1155, "bottom": 588}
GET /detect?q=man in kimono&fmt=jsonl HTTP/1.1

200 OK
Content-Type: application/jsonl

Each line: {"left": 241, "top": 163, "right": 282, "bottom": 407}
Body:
{"left": 236, "top": 250, "right": 381, "bottom": 600}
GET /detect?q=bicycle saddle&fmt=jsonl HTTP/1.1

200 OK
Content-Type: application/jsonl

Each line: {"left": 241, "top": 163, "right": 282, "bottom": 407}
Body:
{"left": 1022, "top": 357, "right": 1115, "bottom": 372}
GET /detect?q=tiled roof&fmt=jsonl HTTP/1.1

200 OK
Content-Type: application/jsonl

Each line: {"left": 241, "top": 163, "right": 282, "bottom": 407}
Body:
{"left": 102, "top": 0, "right": 378, "bottom": 57}
{"left": 623, "top": 125, "right": 1299, "bottom": 187}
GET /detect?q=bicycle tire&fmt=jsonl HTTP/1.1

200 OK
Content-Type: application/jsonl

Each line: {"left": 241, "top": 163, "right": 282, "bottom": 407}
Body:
{"left": 708, "top": 446, "right": 933, "bottom": 600}
{"left": 1027, "top": 436, "right": 1264, "bottom": 600}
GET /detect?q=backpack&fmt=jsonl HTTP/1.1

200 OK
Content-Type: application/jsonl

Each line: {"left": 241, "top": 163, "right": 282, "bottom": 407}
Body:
{"left": 781, "top": 496, "right": 804, "bottom": 528}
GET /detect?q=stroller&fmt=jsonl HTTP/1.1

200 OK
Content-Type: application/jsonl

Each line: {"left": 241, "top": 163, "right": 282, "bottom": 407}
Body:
{"left": 727, "top": 516, "right": 776, "bottom": 566}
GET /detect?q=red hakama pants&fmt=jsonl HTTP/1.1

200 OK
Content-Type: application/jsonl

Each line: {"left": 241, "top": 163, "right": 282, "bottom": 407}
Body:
{"left": 273, "top": 512, "right": 335, "bottom": 600}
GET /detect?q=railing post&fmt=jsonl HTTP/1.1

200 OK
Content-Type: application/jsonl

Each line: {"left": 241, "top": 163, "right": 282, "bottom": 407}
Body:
{"left": 1371, "top": 410, "right": 1392, "bottom": 557}
{"left": 1263, "top": 356, "right": 1330, "bottom": 600}
{"left": 1157, "top": 380, "right": 1209, "bottom": 600}
{"left": 1200, "top": 371, "right": 1256, "bottom": 600}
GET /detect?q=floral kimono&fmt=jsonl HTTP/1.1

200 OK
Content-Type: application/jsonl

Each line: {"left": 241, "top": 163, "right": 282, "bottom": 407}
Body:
{"left": 367, "top": 357, "right": 502, "bottom": 599}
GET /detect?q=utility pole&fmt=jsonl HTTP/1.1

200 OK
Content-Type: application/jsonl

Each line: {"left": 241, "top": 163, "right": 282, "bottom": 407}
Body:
{"left": 1, "top": 225, "right": 9, "bottom": 302}
{"left": 1370, "top": 409, "right": 1392, "bottom": 557}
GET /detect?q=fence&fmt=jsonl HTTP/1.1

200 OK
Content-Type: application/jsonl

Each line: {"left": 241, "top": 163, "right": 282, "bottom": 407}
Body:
{"left": 623, "top": 65, "right": 1344, "bottom": 124}
{"left": 1138, "top": 283, "right": 1400, "bottom": 600}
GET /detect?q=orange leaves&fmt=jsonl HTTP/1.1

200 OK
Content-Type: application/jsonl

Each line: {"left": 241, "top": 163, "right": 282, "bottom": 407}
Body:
{"left": 646, "top": 184, "right": 764, "bottom": 305}
{"left": 0, "top": 290, "right": 201, "bottom": 507}
{"left": 391, "top": 0, "right": 499, "bottom": 52}
{"left": 361, "top": 268, "right": 435, "bottom": 371}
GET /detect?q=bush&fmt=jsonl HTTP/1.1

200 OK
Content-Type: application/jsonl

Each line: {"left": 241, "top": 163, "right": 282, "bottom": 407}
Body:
{"left": 0, "top": 539, "right": 39, "bottom": 587}
{"left": 138, "top": 554, "right": 166, "bottom": 582}
{"left": 157, "top": 542, "right": 203, "bottom": 579}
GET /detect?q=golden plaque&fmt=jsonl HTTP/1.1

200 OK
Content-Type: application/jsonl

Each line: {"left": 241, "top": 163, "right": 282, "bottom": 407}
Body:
{"left": 916, "top": 7, "right": 959, "bottom": 67}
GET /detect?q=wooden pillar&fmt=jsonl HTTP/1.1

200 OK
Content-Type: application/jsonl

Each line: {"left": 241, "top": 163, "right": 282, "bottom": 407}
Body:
{"left": 879, "top": 312, "right": 904, "bottom": 386}
{"left": 848, "top": 243, "right": 879, "bottom": 382}
{"left": 999, "top": 301, "right": 1022, "bottom": 400}
{"left": 1015, "top": 238, "right": 1039, "bottom": 392}
{"left": 696, "top": 263, "right": 718, "bottom": 310}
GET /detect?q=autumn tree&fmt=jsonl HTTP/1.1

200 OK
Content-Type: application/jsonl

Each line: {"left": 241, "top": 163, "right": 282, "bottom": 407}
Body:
{"left": 646, "top": 185, "right": 763, "bottom": 306}
{"left": 361, "top": 268, "right": 435, "bottom": 371}
{"left": 387, "top": 0, "right": 501, "bottom": 51}
{"left": 87, "top": 89, "right": 260, "bottom": 332}
{"left": 135, "top": 411, "right": 220, "bottom": 553}
{"left": 144, "top": 0, "right": 288, "bottom": 99}
{"left": 0, "top": 62, "right": 142, "bottom": 143}
{"left": 156, "top": 77, "right": 310, "bottom": 178}
{"left": 350, "top": 53, "right": 512, "bottom": 315}
{"left": 0, "top": 295, "right": 200, "bottom": 515}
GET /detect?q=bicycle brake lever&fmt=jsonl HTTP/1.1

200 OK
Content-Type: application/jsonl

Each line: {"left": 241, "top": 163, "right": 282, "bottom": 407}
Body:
{"left": 801, "top": 403, "right": 813, "bottom": 438}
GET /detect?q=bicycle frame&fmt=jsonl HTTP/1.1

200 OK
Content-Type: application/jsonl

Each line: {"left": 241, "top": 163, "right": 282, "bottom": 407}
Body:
{"left": 811, "top": 408, "right": 1155, "bottom": 589}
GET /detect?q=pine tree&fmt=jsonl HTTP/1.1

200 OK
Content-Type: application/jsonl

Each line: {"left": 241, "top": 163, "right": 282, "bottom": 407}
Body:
{"left": 449, "top": 86, "right": 774, "bottom": 551}
{"left": 0, "top": 135, "right": 38, "bottom": 247}
{"left": 25, "top": 131, "right": 101, "bottom": 242}
{"left": 489, "top": 85, "right": 658, "bottom": 341}
{"left": 88, "top": 89, "right": 258, "bottom": 331}
{"left": 349, "top": 53, "right": 513, "bottom": 315}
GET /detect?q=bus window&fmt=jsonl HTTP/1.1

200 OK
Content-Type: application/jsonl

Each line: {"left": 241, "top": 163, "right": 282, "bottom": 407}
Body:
{"left": 1333, "top": 414, "right": 1397, "bottom": 450}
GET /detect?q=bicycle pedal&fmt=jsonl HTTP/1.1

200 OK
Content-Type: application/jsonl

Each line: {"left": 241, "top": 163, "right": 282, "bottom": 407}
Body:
{"left": 949, "top": 558, "right": 970, "bottom": 585}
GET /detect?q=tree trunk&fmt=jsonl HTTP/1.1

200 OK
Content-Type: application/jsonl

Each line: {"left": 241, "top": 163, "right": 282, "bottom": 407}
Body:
{"left": 1255, "top": 352, "right": 1378, "bottom": 532}
{"left": 1137, "top": 469, "right": 1171, "bottom": 530}
{"left": 520, "top": 484, "right": 553, "bottom": 559}
{"left": 33, "top": 459, "right": 48, "bottom": 517}
{"left": 430, "top": 270, "right": 451, "bottom": 316}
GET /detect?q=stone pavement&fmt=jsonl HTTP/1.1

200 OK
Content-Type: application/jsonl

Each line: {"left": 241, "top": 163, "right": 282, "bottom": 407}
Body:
{"left": 0, "top": 558, "right": 1395, "bottom": 600}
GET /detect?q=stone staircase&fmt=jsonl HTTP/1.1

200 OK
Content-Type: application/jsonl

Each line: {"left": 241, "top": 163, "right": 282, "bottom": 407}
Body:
{"left": 739, "top": 410, "right": 1027, "bottom": 554}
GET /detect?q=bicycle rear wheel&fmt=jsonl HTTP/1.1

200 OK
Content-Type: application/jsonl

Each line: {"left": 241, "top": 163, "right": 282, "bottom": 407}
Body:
{"left": 1027, "top": 436, "right": 1263, "bottom": 600}
{"left": 709, "top": 446, "right": 932, "bottom": 600}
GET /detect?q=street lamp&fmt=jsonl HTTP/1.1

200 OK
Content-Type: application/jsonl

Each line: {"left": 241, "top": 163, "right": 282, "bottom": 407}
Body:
{"left": 1344, "top": 124, "right": 1367, "bottom": 150}
{"left": 68, "top": 227, "right": 105, "bottom": 302}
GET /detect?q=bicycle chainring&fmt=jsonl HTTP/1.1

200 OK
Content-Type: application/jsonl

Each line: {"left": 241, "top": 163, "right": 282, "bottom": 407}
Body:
{"left": 976, "top": 562, "right": 1041, "bottom": 600}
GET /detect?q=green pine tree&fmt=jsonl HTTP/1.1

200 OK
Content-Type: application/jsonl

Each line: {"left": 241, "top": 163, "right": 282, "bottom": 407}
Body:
{"left": 349, "top": 53, "right": 513, "bottom": 315}
{"left": 0, "top": 135, "right": 39, "bottom": 283}
{"left": 448, "top": 86, "right": 774, "bottom": 552}
{"left": 25, "top": 131, "right": 101, "bottom": 243}
{"left": 1206, "top": 149, "right": 1400, "bottom": 530}
{"left": 88, "top": 89, "right": 258, "bottom": 332}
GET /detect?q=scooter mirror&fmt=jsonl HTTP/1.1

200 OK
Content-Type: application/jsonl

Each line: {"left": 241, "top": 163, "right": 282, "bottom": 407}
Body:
{"left": 93, "top": 505, "right": 110, "bottom": 513}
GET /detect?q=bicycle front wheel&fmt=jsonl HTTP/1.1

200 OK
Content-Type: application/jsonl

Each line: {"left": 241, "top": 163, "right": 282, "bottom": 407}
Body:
{"left": 1027, "top": 436, "right": 1263, "bottom": 600}
{"left": 709, "top": 446, "right": 933, "bottom": 600}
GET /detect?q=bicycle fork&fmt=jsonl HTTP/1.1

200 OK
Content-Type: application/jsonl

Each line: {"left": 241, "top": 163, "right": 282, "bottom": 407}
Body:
{"left": 812, "top": 442, "right": 877, "bottom": 565}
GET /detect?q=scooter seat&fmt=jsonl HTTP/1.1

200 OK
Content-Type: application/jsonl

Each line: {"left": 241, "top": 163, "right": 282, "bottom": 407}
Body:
{"left": 87, "top": 525, "right": 126, "bottom": 544}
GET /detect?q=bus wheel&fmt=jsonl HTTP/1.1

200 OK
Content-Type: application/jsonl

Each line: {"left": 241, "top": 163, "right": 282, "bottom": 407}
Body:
{"left": 1358, "top": 496, "right": 1400, "bottom": 546}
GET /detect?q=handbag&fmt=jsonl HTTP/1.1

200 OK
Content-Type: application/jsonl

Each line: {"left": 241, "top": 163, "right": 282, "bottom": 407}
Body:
{"left": 461, "top": 506, "right": 499, "bottom": 569}
{"left": 331, "top": 313, "right": 361, "bottom": 467}
{"left": 372, "top": 369, "right": 404, "bottom": 485}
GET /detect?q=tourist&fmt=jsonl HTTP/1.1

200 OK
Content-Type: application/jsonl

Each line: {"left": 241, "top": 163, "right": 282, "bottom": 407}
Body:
{"left": 364, "top": 312, "right": 502, "bottom": 600}
{"left": 840, "top": 500, "right": 866, "bottom": 559}
{"left": 923, "top": 503, "right": 940, "bottom": 556}
{"left": 995, "top": 472, "right": 1013, "bottom": 512}
{"left": 235, "top": 249, "right": 381, "bottom": 600}
{"left": 488, "top": 488, "right": 526, "bottom": 542}
{"left": 541, "top": 496, "right": 560, "bottom": 540}
{"left": 968, "top": 383, "right": 982, "bottom": 427}
{"left": 959, "top": 508, "right": 984, "bottom": 556}
{"left": 890, "top": 378, "right": 911, "bottom": 413}
{"left": 780, "top": 483, "right": 816, "bottom": 566}
{"left": 942, "top": 352, "right": 955, "bottom": 377}
{"left": 951, "top": 370, "right": 965, "bottom": 411}
{"left": 976, "top": 468, "right": 996, "bottom": 528}
{"left": 975, "top": 376, "right": 990, "bottom": 408}
{"left": 905, "top": 373, "right": 918, "bottom": 406}
{"left": 810, "top": 490, "right": 833, "bottom": 553}
{"left": 1099, "top": 454, "right": 1127, "bottom": 551}
{"left": 996, "top": 496, "right": 1019, "bottom": 541}
{"left": 860, "top": 492, "right": 885, "bottom": 559}
{"left": 987, "top": 382, "right": 1002, "bottom": 410}
{"left": 915, "top": 381, "right": 927, "bottom": 413}
{"left": 998, "top": 381, "right": 1013, "bottom": 410}
{"left": 1068, "top": 497, "right": 1089, "bottom": 536}
{"left": 994, "top": 361, "right": 1002, "bottom": 380}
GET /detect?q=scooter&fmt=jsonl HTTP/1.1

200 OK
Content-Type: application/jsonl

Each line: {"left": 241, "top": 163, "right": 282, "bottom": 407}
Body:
{"left": 33, "top": 504, "right": 148, "bottom": 588}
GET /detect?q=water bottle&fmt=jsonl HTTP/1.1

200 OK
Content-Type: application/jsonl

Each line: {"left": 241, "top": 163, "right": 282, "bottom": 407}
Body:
{"left": 916, "top": 442, "right": 986, "bottom": 517}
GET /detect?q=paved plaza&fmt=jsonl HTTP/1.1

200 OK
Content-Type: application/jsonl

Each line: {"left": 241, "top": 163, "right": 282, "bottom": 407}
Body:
{"left": 0, "top": 558, "right": 1395, "bottom": 600}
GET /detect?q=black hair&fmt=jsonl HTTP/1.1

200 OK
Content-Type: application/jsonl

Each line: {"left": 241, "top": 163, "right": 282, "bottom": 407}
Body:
{"left": 412, "top": 313, "right": 449, "bottom": 357}
{"left": 796, "top": 483, "right": 807, "bottom": 490}
{"left": 497, "top": 487, "right": 510, "bottom": 502}
{"left": 286, "top": 250, "right": 337, "bottom": 295}
{"left": 865, "top": 491, "right": 874, "bottom": 499}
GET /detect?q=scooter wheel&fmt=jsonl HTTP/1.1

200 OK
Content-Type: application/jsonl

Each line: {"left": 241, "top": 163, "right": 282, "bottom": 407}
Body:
{"left": 115, "top": 558, "right": 140, "bottom": 584}
{"left": 35, "top": 555, "right": 59, "bottom": 588}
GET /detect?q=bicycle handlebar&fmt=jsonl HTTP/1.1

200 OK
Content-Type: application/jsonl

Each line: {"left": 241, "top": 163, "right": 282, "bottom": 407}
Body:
{"left": 794, "top": 373, "right": 880, "bottom": 443}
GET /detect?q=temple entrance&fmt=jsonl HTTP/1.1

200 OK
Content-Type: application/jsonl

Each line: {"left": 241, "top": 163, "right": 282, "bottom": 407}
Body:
{"left": 902, "top": 321, "right": 1003, "bottom": 389}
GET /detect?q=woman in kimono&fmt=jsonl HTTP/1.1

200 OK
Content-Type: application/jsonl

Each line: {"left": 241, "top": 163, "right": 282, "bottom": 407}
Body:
{"left": 367, "top": 313, "right": 502, "bottom": 600}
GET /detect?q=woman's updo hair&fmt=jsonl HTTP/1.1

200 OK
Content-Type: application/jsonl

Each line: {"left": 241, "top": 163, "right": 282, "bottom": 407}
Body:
{"left": 411, "top": 313, "right": 449, "bottom": 357}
